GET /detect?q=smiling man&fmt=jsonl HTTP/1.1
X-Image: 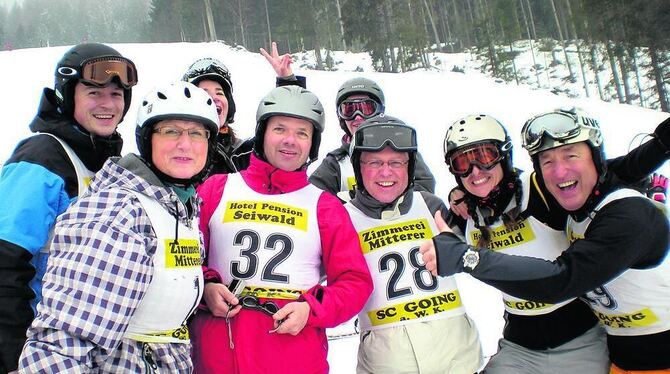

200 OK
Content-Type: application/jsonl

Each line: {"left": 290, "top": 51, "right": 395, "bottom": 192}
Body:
{"left": 0, "top": 43, "right": 137, "bottom": 374}
{"left": 346, "top": 115, "right": 482, "bottom": 373}
{"left": 190, "top": 85, "right": 372, "bottom": 373}
{"left": 421, "top": 109, "right": 670, "bottom": 373}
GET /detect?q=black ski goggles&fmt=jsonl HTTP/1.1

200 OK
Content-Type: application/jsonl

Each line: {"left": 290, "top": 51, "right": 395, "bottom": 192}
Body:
{"left": 522, "top": 112, "right": 589, "bottom": 154}
{"left": 239, "top": 295, "right": 279, "bottom": 316}
{"left": 183, "top": 58, "right": 232, "bottom": 89}
{"left": 58, "top": 56, "right": 138, "bottom": 89}
{"left": 448, "top": 142, "right": 503, "bottom": 177}
{"left": 354, "top": 123, "right": 417, "bottom": 152}
{"left": 338, "top": 98, "right": 383, "bottom": 120}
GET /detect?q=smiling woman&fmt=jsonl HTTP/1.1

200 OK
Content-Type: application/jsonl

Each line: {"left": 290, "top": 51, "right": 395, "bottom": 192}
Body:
{"left": 19, "top": 81, "right": 221, "bottom": 373}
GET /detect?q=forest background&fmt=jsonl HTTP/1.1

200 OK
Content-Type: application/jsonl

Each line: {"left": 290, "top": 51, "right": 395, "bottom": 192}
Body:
{"left": 0, "top": 0, "right": 668, "bottom": 111}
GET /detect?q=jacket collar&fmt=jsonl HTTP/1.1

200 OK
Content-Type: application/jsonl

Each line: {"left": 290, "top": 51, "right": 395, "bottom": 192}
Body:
{"left": 29, "top": 88, "right": 123, "bottom": 172}
{"left": 241, "top": 154, "right": 309, "bottom": 194}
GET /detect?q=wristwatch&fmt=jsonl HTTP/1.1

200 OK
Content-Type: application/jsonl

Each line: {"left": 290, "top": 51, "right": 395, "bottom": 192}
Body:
{"left": 462, "top": 248, "right": 480, "bottom": 273}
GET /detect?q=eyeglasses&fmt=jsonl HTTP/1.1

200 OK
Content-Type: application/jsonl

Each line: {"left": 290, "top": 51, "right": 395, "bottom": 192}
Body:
{"left": 58, "top": 56, "right": 138, "bottom": 89}
{"left": 238, "top": 295, "right": 279, "bottom": 316}
{"left": 360, "top": 159, "right": 409, "bottom": 169}
{"left": 448, "top": 142, "right": 502, "bottom": 177}
{"left": 338, "top": 98, "right": 382, "bottom": 120}
{"left": 354, "top": 124, "right": 417, "bottom": 152}
{"left": 521, "top": 112, "right": 599, "bottom": 154}
{"left": 153, "top": 126, "right": 210, "bottom": 141}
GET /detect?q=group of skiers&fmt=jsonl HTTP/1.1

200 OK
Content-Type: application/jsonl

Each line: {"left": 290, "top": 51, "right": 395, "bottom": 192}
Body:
{"left": 0, "top": 41, "right": 668, "bottom": 374}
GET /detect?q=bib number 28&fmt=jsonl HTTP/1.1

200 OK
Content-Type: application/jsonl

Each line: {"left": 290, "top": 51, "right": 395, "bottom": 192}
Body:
{"left": 380, "top": 247, "right": 437, "bottom": 299}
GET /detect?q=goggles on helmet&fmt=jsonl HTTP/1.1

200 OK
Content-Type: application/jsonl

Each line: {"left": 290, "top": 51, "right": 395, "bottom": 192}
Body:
{"left": 338, "top": 98, "right": 382, "bottom": 120}
{"left": 58, "top": 56, "right": 138, "bottom": 89}
{"left": 184, "top": 58, "right": 231, "bottom": 86}
{"left": 448, "top": 142, "right": 503, "bottom": 177}
{"left": 354, "top": 123, "right": 417, "bottom": 152}
{"left": 521, "top": 112, "right": 598, "bottom": 155}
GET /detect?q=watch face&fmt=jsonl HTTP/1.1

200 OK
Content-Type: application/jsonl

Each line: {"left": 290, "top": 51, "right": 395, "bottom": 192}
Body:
{"left": 463, "top": 249, "right": 480, "bottom": 271}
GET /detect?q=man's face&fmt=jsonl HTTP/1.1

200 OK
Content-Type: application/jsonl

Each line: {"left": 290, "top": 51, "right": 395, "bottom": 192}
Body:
{"left": 342, "top": 94, "right": 375, "bottom": 136}
{"left": 360, "top": 147, "right": 409, "bottom": 204}
{"left": 151, "top": 119, "right": 209, "bottom": 180}
{"left": 197, "top": 79, "right": 228, "bottom": 127}
{"left": 73, "top": 82, "right": 125, "bottom": 137}
{"left": 538, "top": 142, "right": 598, "bottom": 211}
{"left": 263, "top": 115, "right": 313, "bottom": 171}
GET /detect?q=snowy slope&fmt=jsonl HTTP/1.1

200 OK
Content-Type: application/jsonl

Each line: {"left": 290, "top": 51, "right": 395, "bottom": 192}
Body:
{"left": 0, "top": 41, "right": 668, "bottom": 373}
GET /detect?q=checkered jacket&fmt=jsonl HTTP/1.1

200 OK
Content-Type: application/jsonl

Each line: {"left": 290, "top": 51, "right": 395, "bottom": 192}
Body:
{"left": 19, "top": 155, "right": 201, "bottom": 373}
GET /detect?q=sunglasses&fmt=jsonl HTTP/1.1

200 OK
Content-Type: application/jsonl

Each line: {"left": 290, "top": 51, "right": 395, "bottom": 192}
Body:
{"left": 338, "top": 98, "right": 382, "bottom": 120}
{"left": 354, "top": 123, "right": 417, "bottom": 152}
{"left": 58, "top": 56, "right": 138, "bottom": 89}
{"left": 448, "top": 143, "right": 503, "bottom": 177}
{"left": 239, "top": 295, "right": 279, "bottom": 316}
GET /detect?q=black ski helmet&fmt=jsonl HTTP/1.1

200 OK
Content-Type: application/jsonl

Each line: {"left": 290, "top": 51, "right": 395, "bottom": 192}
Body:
{"left": 335, "top": 77, "right": 386, "bottom": 136}
{"left": 54, "top": 43, "right": 137, "bottom": 120}
{"left": 135, "top": 81, "right": 220, "bottom": 185}
{"left": 350, "top": 115, "right": 418, "bottom": 196}
{"left": 254, "top": 86, "right": 325, "bottom": 165}
{"left": 444, "top": 114, "right": 513, "bottom": 187}
{"left": 182, "top": 58, "right": 236, "bottom": 125}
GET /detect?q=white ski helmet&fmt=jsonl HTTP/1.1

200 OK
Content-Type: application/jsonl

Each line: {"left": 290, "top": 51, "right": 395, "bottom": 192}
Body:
{"left": 254, "top": 85, "right": 325, "bottom": 163}
{"left": 444, "top": 114, "right": 513, "bottom": 178}
{"left": 135, "top": 81, "right": 219, "bottom": 181}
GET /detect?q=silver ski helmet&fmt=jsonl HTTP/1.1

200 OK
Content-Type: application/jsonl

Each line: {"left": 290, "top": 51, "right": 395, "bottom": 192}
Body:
{"left": 254, "top": 86, "right": 325, "bottom": 164}
{"left": 182, "top": 57, "right": 236, "bottom": 124}
{"left": 55, "top": 43, "right": 137, "bottom": 120}
{"left": 335, "top": 77, "right": 385, "bottom": 136}
{"left": 136, "top": 81, "right": 220, "bottom": 184}
{"left": 444, "top": 114, "right": 513, "bottom": 180}
{"left": 350, "top": 115, "right": 418, "bottom": 195}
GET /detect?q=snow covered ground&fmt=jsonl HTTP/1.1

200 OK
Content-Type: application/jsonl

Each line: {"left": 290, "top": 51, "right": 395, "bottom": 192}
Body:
{"left": 0, "top": 41, "right": 667, "bottom": 373}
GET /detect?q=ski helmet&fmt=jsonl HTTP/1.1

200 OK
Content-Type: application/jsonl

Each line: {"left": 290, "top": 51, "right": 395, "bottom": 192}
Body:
{"left": 55, "top": 43, "right": 137, "bottom": 120}
{"left": 335, "top": 77, "right": 386, "bottom": 136}
{"left": 521, "top": 107, "right": 605, "bottom": 173}
{"left": 444, "top": 114, "right": 513, "bottom": 181}
{"left": 254, "top": 86, "right": 325, "bottom": 163}
{"left": 182, "top": 58, "right": 236, "bottom": 124}
{"left": 135, "top": 81, "right": 220, "bottom": 184}
{"left": 350, "top": 115, "right": 418, "bottom": 195}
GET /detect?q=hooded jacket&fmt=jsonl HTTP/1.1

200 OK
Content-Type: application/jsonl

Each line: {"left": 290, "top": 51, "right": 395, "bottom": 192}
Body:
{"left": 191, "top": 154, "right": 373, "bottom": 373}
{"left": 0, "top": 88, "right": 122, "bottom": 371}
{"left": 20, "top": 154, "right": 202, "bottom": 373}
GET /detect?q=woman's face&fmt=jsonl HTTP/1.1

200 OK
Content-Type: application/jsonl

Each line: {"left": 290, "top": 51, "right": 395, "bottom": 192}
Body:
{"left": 151, "top": 119, "right": 209, "bottom": 179}
{"left": 460, "top": 163, "right": 504, "bottom": 198}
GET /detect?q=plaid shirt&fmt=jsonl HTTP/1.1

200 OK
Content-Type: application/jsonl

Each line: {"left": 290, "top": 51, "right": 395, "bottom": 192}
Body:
{"left": 19, "top": 156, "right": 200, "bottom": 373}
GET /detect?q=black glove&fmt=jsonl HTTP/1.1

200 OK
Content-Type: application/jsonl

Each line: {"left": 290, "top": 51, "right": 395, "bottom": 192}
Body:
{"left": 646, "top": 173, "right": 668, "bottom": 203}
{"left": 653, "top": 117, "right": 670, "bottom": 152}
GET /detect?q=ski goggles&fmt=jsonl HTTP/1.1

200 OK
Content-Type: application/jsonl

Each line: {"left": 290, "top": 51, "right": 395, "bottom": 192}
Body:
{"left": 448, "top": 142, "right": 502, "bottom": 176}
{"left": 354, "top": 123, "right": 417, "bottom": 152}
{"left": 521, "top": 112, "right": 590, "bottom": 154}
{"left": 58, "top": 56, "right": 138, "bottom": 89}
{"left": 183, "top": 58, "right": 233, "bottom": 89}
{"left": 239, "top": 295, "right": 279, "bottom": 316}
{"left": 337, "top": 98, "right": 382, "bottom": 120}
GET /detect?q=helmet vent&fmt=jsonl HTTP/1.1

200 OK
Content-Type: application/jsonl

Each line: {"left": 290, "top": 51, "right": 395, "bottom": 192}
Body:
{"left": 157, "top": 91, "right": 167, "bottom": 100}
{"left": 184, "top": 86, "right": 192, "bottom": 98}
{"left": 207, "top": 98, "right": 213, "bottom": 105}
{"left": 142, "top": 100, "right": 148, "bottom": 106}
